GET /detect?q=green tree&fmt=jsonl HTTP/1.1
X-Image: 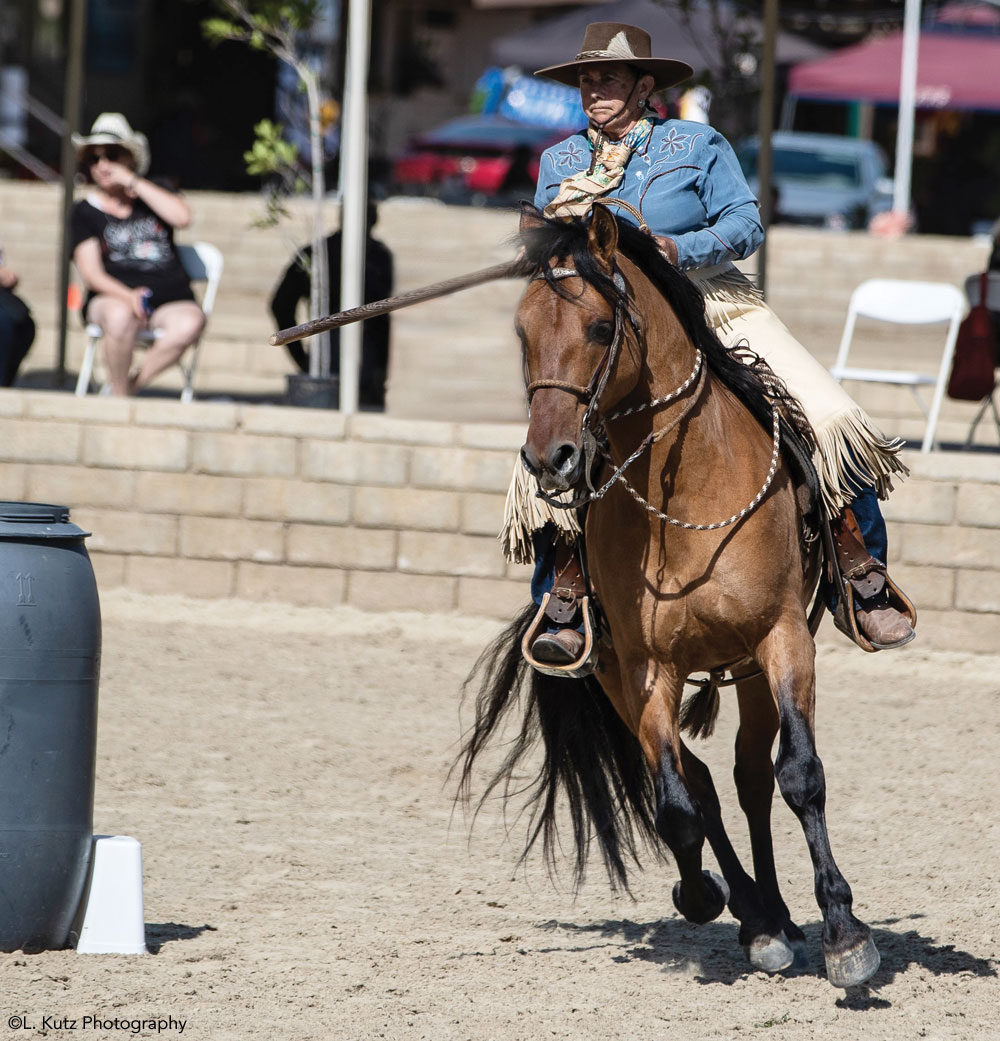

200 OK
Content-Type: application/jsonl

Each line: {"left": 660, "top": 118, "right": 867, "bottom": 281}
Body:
{"left": 204, "top": 0, "right": 333, "bottom": 377}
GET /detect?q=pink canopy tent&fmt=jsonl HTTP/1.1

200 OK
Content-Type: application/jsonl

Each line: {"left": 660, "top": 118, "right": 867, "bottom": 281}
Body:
{"left": 788, "top": 31, "right": 1000, "bottom": 111}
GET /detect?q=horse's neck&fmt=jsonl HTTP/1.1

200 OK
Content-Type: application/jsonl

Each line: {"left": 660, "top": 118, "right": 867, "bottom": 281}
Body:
{"left": 605, "top": 256, "right": 706, "bottom": 455}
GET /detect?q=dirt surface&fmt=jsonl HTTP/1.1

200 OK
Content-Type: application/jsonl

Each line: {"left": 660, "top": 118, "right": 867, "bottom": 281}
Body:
{"left": 2, "top": 590, "right": 997, "bottom": 1040}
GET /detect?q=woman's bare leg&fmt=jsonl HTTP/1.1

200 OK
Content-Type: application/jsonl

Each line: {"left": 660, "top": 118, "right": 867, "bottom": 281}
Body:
{"left": 86, "top": 296, "right": 142, "bottom": 396}
{"left": 133, "top": 300, "right": 205, "bottom": 391}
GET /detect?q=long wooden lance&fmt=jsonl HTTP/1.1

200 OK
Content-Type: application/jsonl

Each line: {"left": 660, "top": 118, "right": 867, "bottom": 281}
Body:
{"left": 269, "top": 259, "right": 524, "bottom": 347}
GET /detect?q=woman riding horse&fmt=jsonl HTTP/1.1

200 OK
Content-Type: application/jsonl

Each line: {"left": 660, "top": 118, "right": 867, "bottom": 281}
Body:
{"left": 506, "top": 22, "right": 916, "bottom": 666}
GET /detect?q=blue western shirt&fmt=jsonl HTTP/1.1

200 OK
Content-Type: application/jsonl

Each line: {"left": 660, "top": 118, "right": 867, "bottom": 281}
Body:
{"left": 533, "top": 119, "right": 764, "bottom": 271}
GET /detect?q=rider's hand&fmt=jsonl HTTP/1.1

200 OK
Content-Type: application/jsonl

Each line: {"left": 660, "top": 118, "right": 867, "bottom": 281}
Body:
{"left": 653, "top": 235, "right": 678, "bottom": 265}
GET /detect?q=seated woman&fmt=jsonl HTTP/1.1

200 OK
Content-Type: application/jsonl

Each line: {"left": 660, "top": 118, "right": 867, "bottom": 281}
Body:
{"left": 506, "top": 22, "right": 916, "bottom": 666}
{"left": 70, "top": 112, "right": 205, "bottom": 397}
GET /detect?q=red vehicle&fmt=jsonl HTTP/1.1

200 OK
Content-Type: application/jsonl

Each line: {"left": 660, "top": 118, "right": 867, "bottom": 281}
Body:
{"left": 391, "top": 114, "right": 574, "bottom": 205}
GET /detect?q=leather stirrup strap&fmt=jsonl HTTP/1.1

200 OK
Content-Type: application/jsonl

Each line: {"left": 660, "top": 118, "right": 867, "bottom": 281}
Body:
{"left": 544, "top": 542, "right": 588, "bottom": 625}
{"left": 830, "top": 507, "right": 886, "bottom": 600}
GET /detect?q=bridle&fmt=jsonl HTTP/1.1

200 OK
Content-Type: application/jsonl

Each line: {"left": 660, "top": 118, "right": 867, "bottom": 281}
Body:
{"left": 525, "top": 262, "right": 782, "bottom": 529}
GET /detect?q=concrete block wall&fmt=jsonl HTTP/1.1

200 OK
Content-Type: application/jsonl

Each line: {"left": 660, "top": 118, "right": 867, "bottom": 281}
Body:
{"left": 1, "top": 388, "right": 999, "bottom": 651}
{"left": 0, "top": 389, "right": 532, "bottom": 618}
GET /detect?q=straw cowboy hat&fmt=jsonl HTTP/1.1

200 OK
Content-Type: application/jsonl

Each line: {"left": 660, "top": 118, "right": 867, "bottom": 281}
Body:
{"left": 72, "top": 112, "right": 150, "bottom": 175}
{"left": 534, "top": 22, "right": 693, "bottom": 92}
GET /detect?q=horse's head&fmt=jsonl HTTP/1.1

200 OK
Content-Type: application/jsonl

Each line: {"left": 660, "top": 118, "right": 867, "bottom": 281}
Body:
{"left": 516, "top": 204, "right": 641, "bottom": 494}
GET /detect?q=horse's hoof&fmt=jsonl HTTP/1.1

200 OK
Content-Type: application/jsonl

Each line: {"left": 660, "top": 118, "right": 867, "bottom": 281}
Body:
{"left": 744, "top": 932, "right": 795, "bottom": 973}
{"left": 824, "top": 935, "right": 880, "bottom": 988}
{"left": 672, "top": 870, "right": 730, "bottom": 924}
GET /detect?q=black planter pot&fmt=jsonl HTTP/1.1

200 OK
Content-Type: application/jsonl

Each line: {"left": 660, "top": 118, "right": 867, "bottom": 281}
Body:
{"left": 285, "top": 373, "right": 340, "bottom": 409}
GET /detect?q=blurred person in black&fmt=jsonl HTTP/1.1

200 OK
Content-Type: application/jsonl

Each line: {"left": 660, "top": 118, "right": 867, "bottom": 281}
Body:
{"left": 0, "top": 246, "right": 36, "bottom": 387}
{"left": 270, "top": 202, "right": 393, "bottom": 409}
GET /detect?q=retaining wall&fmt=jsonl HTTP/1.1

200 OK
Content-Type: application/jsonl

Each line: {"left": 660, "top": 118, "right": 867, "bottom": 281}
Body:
{"left": 1, "top": 388, "right": 998, "bottom": 653}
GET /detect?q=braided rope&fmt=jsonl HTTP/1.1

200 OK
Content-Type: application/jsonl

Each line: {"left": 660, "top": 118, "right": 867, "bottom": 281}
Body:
{"left": 527, "top": 377, "right": 592, "bottom": 401}
{"left": 602, "top": 402, "right": 782, "bottom": 530}
{"left": 607, "top": 351, "right": 703, "bottom": 421}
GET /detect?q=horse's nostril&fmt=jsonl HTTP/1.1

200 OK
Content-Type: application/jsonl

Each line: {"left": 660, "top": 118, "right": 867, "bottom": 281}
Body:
{"left": 550, "top": 441, "right": 579, "bottom": 476}
{"left": 520, "top": 446, "right": 540, "bottom": 476}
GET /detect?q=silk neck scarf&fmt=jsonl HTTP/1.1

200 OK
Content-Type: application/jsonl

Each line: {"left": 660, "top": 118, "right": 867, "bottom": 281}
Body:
{"left": 543, "top": 118, "right": 653, "bottom": 220}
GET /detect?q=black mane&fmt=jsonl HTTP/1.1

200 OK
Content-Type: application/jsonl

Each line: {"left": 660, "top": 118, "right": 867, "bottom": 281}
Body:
{"left": 518, "top": 209, "right": 778, "bottom": 432}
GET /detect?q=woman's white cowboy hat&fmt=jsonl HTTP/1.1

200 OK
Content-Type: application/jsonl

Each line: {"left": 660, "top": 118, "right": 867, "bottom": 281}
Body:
{"left": 534, "top": 22, "right": 693, "bottom": 92}
{"left": 72, "top": 112, "right": 150, "bottom": 175}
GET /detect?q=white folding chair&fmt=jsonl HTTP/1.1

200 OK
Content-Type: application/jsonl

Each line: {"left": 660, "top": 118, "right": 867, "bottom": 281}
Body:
{"left": 75, "top": 241, "right": 224, "bottom": 403}
{"left": 829, "top": 278, "right": 966, "bottom": 452}
{"left": 959, "top": 271, "right": 1000, "bottom": 447}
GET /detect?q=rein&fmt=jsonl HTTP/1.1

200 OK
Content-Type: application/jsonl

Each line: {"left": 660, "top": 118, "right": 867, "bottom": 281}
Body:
{"left": 528, "top": 263, "right": 781, "bottom": 529}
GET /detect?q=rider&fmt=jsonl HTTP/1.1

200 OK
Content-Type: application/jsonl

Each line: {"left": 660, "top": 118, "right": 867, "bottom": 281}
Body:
{"left": 506, "top": 22, "right": 916, "bottom": 665}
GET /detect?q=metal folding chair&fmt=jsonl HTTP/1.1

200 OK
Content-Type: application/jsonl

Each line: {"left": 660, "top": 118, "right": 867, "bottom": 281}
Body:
{"left": 74, "top": 241, "right": 224, "bottom": 403}
{"left": 829, "top": 278, "right": 966, "bottom": 452}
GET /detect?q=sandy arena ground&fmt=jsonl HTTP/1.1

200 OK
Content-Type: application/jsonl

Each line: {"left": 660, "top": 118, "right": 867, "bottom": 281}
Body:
{"left": 2, "top": 590, "right": 998, "bottom": 1040}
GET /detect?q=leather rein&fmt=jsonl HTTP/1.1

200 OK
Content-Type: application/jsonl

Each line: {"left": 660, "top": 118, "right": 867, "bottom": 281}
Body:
{"left": 526, "top": 264, "right": 782, "bottom": 530}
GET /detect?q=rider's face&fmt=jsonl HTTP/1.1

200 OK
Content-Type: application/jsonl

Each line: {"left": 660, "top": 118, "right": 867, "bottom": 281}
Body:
{"left": 578, "top": 63, "right": 653, "bottom": 137}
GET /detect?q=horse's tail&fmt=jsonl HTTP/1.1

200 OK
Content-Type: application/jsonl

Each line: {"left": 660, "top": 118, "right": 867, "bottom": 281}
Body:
{"left": 679, "top": 673, "right": 722, "bottom": 740}
{"left": 456, "top": 604, "right": 662, "bottom": 891}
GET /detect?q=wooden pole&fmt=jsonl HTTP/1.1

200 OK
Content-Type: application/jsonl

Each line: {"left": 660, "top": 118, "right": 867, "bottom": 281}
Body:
{"left": 756, "top": 0, "right": 778, "bottom": 301}
{"left": 56, "top": 0, "right": 87, "bottom": 384}
{"left": 270, "top": 260, "right": 521, "bottom": 347}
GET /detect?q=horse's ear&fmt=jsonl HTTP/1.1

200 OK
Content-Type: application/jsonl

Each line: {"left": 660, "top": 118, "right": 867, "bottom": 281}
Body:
{"left": 588, "top": 203, "right": 618, "bottom": 268}
{"left": 519, "top": 202, "right": 547, "bottom": 236}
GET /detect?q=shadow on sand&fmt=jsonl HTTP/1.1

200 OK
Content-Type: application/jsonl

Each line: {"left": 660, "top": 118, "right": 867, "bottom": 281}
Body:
{"left": 533, "top": 912, "right": 996, "bottom": 1001}
{"left": 145, "top": 922, "right": 217, "bottom": 954}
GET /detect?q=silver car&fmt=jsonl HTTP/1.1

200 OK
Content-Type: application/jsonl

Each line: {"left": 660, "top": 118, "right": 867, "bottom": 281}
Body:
{"left": 737, "top": 131, "right": 895, "bottom": 230}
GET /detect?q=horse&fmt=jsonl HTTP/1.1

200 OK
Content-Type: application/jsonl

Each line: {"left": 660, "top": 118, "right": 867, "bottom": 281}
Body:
{"left": 458, "top": 203, "right": 880, "bottom": 989}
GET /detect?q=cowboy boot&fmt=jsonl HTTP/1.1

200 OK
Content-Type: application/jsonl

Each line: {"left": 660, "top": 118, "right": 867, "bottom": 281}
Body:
{"left": 530, "top": 542, "right": 589, "bottom": 665}
{"left": 830, "top": 507, "right": 916, "bottom": 650}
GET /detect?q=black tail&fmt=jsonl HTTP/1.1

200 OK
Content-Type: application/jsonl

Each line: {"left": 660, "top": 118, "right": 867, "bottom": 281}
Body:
{"left": 456, "top": 605, "right": 663, "bottom": 890}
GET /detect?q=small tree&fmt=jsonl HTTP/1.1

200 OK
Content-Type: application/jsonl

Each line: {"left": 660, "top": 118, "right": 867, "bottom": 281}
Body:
{"left": 204, "top": 0, "right": 333, "bottom": 378}
{"left": 658, "top": 0, "right": 760, "bottom": 142}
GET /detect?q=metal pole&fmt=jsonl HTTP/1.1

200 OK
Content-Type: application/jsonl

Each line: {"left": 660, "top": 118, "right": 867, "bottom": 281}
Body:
{"left": 338, "top": 0, "right": 372, "bottom": 415}
{"left": 893, "top": 0, "right": 921, "bottom": 214}
{"left": 755, "top": 0, "right": 778, "bottom": 300}
{"left": 56, "top": 0, "right": 87, "bottom": 384}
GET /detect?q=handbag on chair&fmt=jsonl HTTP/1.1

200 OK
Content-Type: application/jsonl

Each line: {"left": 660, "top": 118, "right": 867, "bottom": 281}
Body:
{"left": 947, "top": 271, "right": 998, "bottom": 401}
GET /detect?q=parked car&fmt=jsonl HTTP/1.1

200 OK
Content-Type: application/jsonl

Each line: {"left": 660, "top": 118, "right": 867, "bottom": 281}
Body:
{"left": 736, "top": 131, "right": 895, "bottom": 230}
{"left": 391, "top": 114, "right": 573, "bottom": 206}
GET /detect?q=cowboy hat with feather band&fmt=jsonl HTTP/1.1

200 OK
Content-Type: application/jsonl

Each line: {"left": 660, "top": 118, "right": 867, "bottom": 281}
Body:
{"left": 534, "top": 22, "right": 693, "bottom": 92}
{"left": 72, "top": 112, "right": 150, "bottom": 175}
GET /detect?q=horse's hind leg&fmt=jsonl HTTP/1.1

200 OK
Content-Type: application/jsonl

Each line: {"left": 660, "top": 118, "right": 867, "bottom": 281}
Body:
{"left": 679, "top": 740, "right": 795, "bottom": 973}
{"left": 733, "top": 673, "right": 808, "bottom": 970}
{"left": 758, "top": 624, "right": 880, "bottom": 988}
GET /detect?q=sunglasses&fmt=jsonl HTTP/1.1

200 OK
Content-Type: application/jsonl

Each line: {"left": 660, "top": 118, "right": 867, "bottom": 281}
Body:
{"left": 84, "top": 145, "right": 128, "bottom": 166}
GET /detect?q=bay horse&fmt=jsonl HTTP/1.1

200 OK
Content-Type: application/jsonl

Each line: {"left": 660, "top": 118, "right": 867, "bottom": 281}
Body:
{"left": 458, "top": 203, "right": 880, "bottom": 988}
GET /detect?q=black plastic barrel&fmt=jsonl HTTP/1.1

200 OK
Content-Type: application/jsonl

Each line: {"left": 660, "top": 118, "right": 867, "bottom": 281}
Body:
{"left": 0, "top": 502, "right": 101, "bottom": 952}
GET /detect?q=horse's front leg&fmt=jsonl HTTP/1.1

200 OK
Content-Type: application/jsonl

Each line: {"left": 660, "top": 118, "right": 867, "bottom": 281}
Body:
{"left": 757, "top": 623, "right": 880, "bottom": 988}
{"left": 634, "top": 672, "right": 728, "bottom": 925}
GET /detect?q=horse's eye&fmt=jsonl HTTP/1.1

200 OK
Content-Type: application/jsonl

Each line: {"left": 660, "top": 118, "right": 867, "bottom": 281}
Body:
{"left": 589, "top": 320, "right": 614, "bottom": 346}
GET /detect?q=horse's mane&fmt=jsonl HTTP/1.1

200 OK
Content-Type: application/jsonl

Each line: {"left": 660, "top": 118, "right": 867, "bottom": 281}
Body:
{"left": 519, "top": 210, "right": 779, "bottom": 434}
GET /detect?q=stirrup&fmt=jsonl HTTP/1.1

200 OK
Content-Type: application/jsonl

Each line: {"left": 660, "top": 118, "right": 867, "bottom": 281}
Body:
{"left": 521, "top": 593, "right": 598, "bottom": 678}
{"left": 831, "top": 573, "right": 917, "bottom": 653}
{"left": 823, "top": 506, "right": 917, "bottom": 653}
